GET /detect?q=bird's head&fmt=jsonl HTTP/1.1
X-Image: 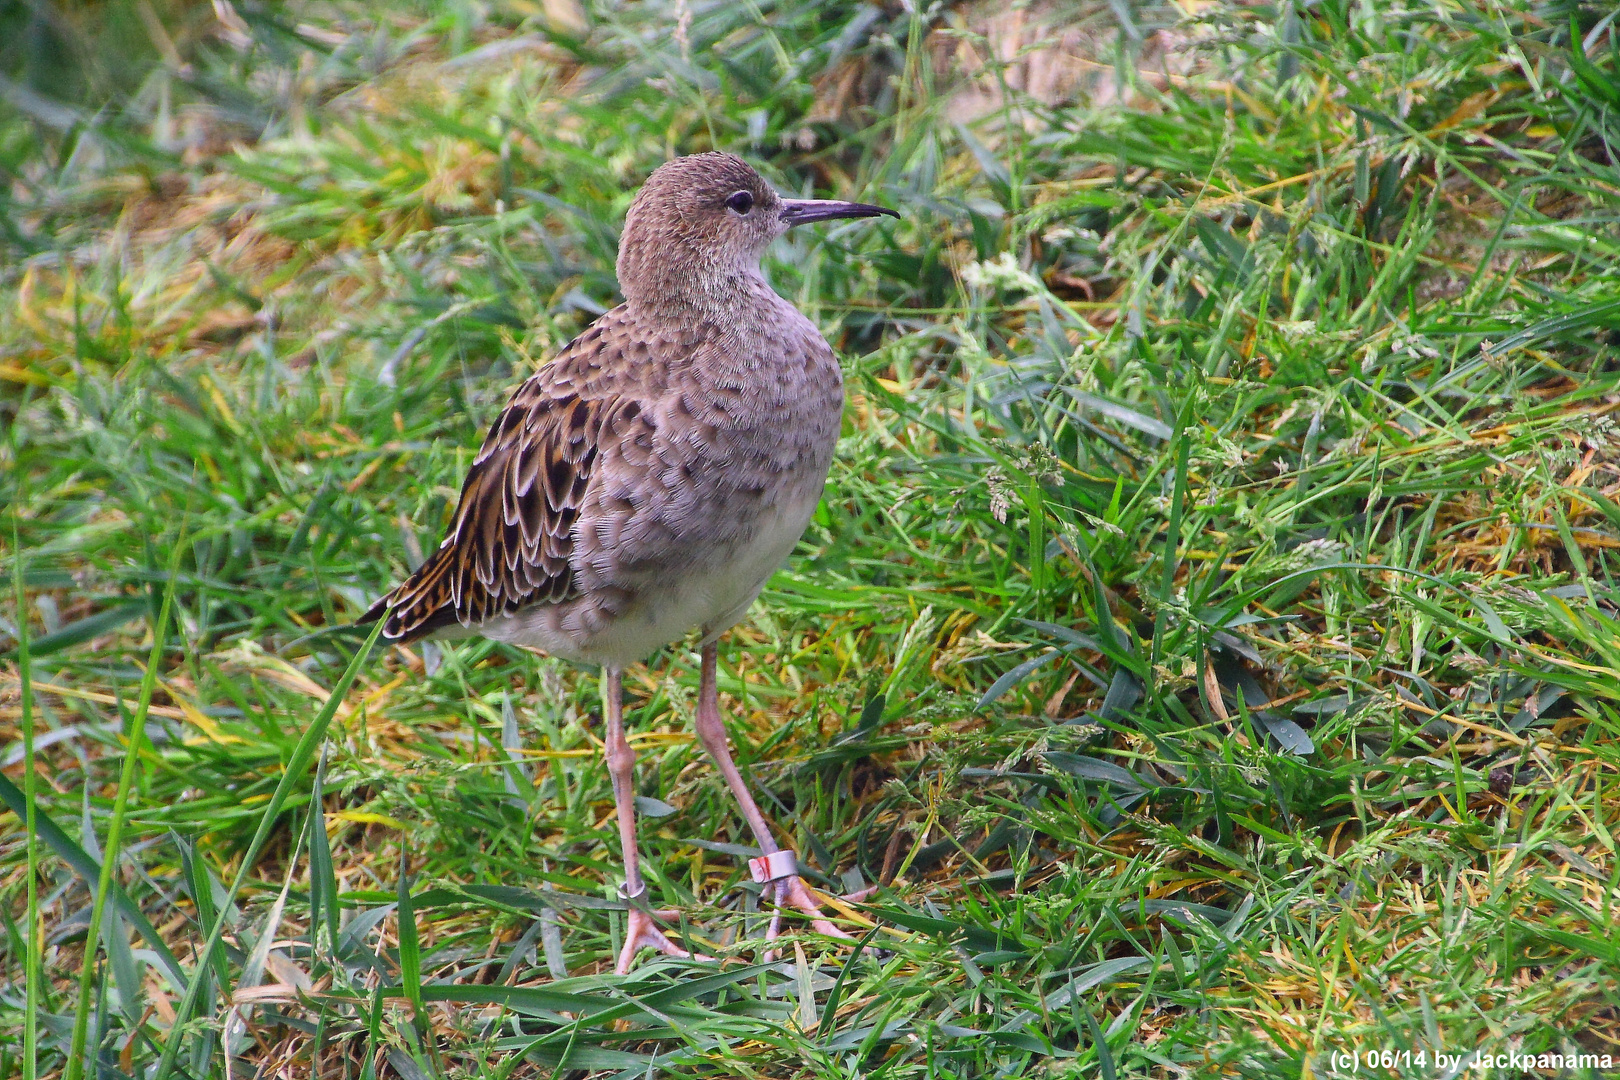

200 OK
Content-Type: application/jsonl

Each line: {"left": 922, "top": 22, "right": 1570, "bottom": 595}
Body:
{"left": 616, "top": 152, "right": 895, "bottom": 311}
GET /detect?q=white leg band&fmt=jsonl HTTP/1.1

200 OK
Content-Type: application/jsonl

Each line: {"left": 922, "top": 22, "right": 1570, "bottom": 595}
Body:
{"left": 748, "top": 849, "right": 798, "bottom": 884}
{"left": 618, "top": 882, "right": 647, "bottom": 902}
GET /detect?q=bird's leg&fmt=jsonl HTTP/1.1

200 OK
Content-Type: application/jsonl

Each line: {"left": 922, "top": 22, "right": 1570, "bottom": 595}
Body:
{"left": 603, "top": 666, "right": 706, "bottom": 974}
{"left": 692, "top": 643, "right": 864, "bottom": 954}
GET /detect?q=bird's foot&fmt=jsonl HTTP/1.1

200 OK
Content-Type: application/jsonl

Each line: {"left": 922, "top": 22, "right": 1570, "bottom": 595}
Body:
{"left": 616, "top": 900, "right": 711, "bottom": 975}
{"left": 749, "top": 850, "right": 873, "bottom": 961}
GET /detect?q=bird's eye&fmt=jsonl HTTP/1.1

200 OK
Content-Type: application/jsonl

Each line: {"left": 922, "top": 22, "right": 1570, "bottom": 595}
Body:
{"left": 725, "top": 190, "right": 755, "bottom": 214}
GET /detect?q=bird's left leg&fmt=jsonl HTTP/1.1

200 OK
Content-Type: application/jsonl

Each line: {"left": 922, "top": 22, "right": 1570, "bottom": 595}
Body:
{"left": 691, "top": 642, "right": 869, "bottom": 952}
{"left": 603, "top": 666, "right": 708, "bottom": 974}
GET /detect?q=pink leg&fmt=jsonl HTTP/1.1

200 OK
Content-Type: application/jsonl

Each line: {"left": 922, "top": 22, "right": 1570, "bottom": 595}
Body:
{"left": 602, "top": 667, "right": 708, "bottom": 974}
{"left": 691, "top": 643, "right": 867, "bottom": 954}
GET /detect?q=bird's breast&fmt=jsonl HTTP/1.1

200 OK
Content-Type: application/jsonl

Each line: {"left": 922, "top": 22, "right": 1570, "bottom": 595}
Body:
{"left": 675, "top": 310, "right": 844, "bottom": 480}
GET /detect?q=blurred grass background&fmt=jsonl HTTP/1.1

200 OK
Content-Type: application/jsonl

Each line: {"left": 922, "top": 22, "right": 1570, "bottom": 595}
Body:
{"left": 3, "top": 0, "right": 1620, "bottom": 1076}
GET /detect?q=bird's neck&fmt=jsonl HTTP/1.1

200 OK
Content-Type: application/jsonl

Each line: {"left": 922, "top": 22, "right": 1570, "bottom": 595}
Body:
{"left": 626, "top": 266, "right": 796, "bottom": 337}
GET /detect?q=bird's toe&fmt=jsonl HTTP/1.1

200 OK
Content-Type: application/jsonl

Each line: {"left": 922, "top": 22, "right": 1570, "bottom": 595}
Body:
{"left": 755, "top": 875, "right": 878, "bottom": 961}
{"left": 616, "top": 906, "right": 712, "bottom": 974}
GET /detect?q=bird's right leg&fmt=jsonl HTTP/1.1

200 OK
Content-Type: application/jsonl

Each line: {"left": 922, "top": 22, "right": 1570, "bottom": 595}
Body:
{"left": 691, "top": 643, "right": 871, "bottom": 956}
{"left": 603, "top": 666, "right": 705, "bottom": 974}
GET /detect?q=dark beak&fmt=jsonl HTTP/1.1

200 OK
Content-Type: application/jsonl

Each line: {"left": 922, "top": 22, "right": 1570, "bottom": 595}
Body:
{"left": 779, "top": 198, "right": 899, "bottom": 226}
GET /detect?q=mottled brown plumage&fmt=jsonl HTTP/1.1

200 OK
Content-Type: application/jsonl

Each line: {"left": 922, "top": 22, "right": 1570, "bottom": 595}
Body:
{"left": 369, "top": 383, "right": 604, "bottom": 640}
{"left": 364, "top": 291, "right": 845, "bottom": 668}
{"left": 365, "top": 152, "right": 895, "bottom": 972}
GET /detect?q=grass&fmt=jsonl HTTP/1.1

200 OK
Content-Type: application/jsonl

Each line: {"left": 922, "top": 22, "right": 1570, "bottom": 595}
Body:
{"left": 3, "top": 0, "right": 1620, "bottom": 1075}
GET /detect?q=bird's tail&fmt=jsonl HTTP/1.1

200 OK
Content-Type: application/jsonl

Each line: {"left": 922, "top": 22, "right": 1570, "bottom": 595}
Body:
{"left": 358, "top": 542, "right": 466, "bottom": 644}
{"left": 277, "top": 551, "right": 463, "bottom": 656}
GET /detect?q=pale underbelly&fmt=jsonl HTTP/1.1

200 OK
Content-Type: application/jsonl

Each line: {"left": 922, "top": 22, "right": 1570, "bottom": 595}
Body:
{"left": 478, "top": 488, "right": 821, "bottom": 668}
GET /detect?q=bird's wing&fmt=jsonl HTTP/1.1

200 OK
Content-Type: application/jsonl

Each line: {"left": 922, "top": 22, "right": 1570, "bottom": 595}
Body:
{"left": 365, "top": 366, "right": 644, "bottom": 643}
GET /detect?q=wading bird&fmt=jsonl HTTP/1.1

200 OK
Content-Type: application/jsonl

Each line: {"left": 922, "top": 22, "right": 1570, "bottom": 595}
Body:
{"left": 365, "top": 152, "right": 895, "bottom": 973}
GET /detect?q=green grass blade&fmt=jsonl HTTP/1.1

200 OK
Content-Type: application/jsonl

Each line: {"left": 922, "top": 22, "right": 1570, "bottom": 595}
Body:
{"left": 395, "top": 840, "right": 431, "bottom": 1066}
{"left": 307, "top": 749, "right": 339, "bottom": 954}
{"left": 0, "top": 772, "right": 186, "bottom": 986}
{"left": 64, "top": 517, "right": 185, "bottom": 1080}
{"left": 153, "top": 618, "right": 385, "bottom": 1080}
{"left": 12, "top": 511, "right": 40, "bottom": 1080}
